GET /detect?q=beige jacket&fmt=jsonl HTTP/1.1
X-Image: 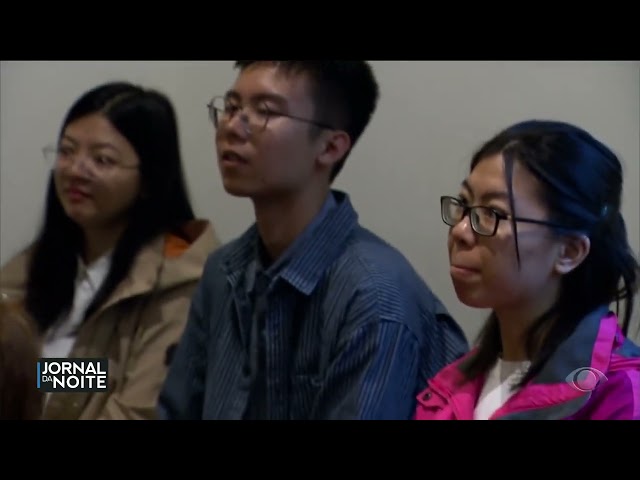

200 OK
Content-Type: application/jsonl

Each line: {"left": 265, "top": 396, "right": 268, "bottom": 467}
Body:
{"left": 0, "top": 219, "right": 220, "bottom": 420}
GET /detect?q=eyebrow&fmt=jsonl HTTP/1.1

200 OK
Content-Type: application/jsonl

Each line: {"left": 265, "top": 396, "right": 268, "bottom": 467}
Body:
{"left": 461, "top": 179, "right": 510, "bottom": 203}
{"left": 61, "top": 135, "right": 121, "bottom": 154}
{"left": 225, "top": 90, "right": 288, "bottom": 108}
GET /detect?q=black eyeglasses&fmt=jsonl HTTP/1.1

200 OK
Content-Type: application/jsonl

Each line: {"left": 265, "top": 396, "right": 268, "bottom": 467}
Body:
{"left": 440, "top": 195, "right": 571, "bottom": 237}
{"left": 207, "top": 95, "right": 335, "bottom": 134}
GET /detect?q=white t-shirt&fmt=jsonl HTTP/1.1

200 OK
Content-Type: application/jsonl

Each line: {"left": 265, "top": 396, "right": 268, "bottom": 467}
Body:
{"left": 474, "top": 358, "right": 531, "bottom": 420}
{"left": 41, "top": 251, "right": 112, "bottom": 359}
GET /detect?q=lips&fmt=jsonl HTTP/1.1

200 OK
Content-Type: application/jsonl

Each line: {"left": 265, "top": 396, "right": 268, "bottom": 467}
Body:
{"left": 451, "top": 264, "right": 480, "bottom": 273}
{"left": 449, "top": 264, "right": 481, "bottom": 281}
{"left": 220, "top": 149, "right": 248, "bottom": 164}
{"left": 65, "top": 186, "right": 91, "bottom": 201}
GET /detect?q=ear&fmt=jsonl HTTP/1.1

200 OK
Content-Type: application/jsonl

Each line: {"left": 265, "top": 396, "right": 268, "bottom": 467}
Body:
{"left": 554, "top": 234, "right": 591, "bottom": 275}
{"left": 316, "top": 130, "right": 351, "bottom": 172}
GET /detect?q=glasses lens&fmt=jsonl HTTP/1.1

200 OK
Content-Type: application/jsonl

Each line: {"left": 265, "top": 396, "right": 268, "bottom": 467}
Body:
{"left": 208, "top": 97, "right": 225, "bottom": 127}
{"left": 470, "top": 207, "right": 497, "bottom": 236}
{"left": 42, "top": 145, "right": 98, "bottom": 177}
{"left": 442, "top": 197, "right": 463, "bottom": 226}
{"left": 236, "top": 100, "right": 269, "bottom": 132}
{"left": 210, "top": 96, "right": 275, "bottom": 133}
{"left": 42, "top": 145, "right": 58, "bottom": 166}
{"left": 254, "top": 101, "right": 270, "bottom": 131}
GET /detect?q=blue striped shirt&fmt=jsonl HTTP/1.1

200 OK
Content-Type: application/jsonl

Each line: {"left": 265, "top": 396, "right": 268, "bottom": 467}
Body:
{"left": 158, "top": 190, "right": 468, "bottom": 420}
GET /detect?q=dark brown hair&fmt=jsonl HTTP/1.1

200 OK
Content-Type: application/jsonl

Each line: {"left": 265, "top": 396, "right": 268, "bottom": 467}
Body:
{"left": 0, "top": 302, "right": 44, "bottom": 420}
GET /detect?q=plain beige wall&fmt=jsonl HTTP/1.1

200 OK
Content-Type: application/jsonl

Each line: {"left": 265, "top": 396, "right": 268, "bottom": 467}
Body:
{"left": 1, "top": 60, "right": 638, "bottom": 343}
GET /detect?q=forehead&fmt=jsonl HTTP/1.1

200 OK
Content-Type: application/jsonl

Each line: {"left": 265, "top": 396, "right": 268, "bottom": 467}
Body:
{"left": 63, "top": 113, "right": 128, "bottom": 147}
{"left": 465, "top": 153, "right": 542, "bottom": 204}
{"left": 467, "top": 153, "right": 508, "bottom": 191}
{"left": 230, "top": 63, "right": 313, "bottom": 107}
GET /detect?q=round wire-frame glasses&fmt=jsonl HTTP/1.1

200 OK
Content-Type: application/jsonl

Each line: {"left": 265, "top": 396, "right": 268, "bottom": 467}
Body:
{"left": 206, "top": 95, "right": 335, "bottom": 134}
{"left": 42, "top": 144, "right": 138, "bottom": 177}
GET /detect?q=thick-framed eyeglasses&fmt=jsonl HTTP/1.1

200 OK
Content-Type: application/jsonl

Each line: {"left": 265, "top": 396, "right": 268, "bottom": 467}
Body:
{"left": 440, "top": 195, "right": 570, "bottom": 237}
{"left": 42, "top": 144, "right": 139, "bottom": 178}
{"left": 207, "top": 95, "right": 335, "bottom": 134}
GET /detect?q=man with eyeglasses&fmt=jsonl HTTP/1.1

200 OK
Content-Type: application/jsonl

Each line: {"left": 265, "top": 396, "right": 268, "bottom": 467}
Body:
{"left": 158, "top": 61, "right": 468, "bottom": 420}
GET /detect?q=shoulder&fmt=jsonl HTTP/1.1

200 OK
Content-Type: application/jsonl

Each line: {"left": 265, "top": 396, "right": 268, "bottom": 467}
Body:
{"left": 201, "top": 234, "right": 248, "bottom": 276}
{"left": 0, "top": 245, "right": 34, "bottom": 304}
{"left": 333, "top": 226, "right": 423, "bottom": 290}
{"left": 325, "top": 226, "right": 464, "bottom": 345}
{"left": 194, "top": 228, "right": 256, "bottom": 297}
{"left": 333, "top": 226, "right": 448, "bottom": 316}
{"left": 163, "top": 219, "right": 220, "bottom": 264}
{"left": 1, "top": 244, "right": 34, "bottom": 276}
{"left": 606, "top": 334, "right": 640, "bottom": 418}
{"left": 577, "top": 332, "right": 640, "bottom": 420}
{"left": 579, "top": 367, "right": 640, "bottom": 420}
{"left": 153, "top": 220, "right": 221, "bottom": 291}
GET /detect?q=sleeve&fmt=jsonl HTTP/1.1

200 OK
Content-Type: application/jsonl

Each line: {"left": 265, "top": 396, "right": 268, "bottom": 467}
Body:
{"left": 154, "top": 278, "right": 210, "bottom": 420}
{"left": 93, "top": 282, "right": 202, "bottom": 420}
{"left": 310, "top": 286, "right": 423, "bottom": 420}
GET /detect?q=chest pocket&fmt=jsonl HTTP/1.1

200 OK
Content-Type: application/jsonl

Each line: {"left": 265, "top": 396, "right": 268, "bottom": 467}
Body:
{"left": 414, "top": 386, "right": 453, "bottom": 420}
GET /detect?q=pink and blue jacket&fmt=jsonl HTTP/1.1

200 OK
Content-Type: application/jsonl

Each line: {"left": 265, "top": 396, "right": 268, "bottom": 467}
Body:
{"left": 415, "top": 306, "right": 640, "bottom": 420}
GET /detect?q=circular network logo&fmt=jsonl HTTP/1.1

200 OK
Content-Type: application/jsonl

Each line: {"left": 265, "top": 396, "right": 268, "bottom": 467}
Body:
{"left": 565, "top": 367, "right": 608, "bottom": 392}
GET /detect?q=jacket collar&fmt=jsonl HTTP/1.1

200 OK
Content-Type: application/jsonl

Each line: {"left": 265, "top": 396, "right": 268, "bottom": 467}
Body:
{"left": 429, "top": 306, "right": 619, "bottom": 419}
{"left": 533, "top": 305, "right": 612, "bottom": 385}
{"left": 93, "top": 219, "right": 218, "bottom": 317}
{"left": 498, "top": 306, "right": 617, "bottom": 419}
{"left": 0, "top": 220, "right": 219, "bottom": 323}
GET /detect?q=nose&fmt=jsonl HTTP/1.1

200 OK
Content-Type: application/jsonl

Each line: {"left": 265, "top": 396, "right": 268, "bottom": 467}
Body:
{"left": 449, "top": 214, "right": 476, "bottom": 247}
{"left": 218, "top": 109, "right": 251, "bottom": 141}
{"left": 64, "top": 154, "right": 93, "bottom": 179}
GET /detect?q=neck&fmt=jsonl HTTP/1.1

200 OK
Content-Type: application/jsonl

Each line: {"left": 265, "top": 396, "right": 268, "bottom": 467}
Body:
{"left": 494, "top": 283, "right": 560, "bottom": 362}
{"left": 82, "top": 222, "right": 127, "bottom": 265}
{"left": 253, "top": 185, "right": 330, "bottom": 263}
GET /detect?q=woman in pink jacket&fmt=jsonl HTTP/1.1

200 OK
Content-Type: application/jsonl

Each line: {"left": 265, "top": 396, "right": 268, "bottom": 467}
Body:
{"left": 415, "top": 120, "right": 640, "bottom": 420}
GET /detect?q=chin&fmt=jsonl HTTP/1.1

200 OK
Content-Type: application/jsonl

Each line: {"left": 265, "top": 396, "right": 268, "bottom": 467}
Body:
{"left": 63, "top": 207, "right": 93, "bottom": 226}
{"left": 220, "top": 177, "right": 281, "bottom": 200}
{"left": 221, "top": 183, "right": 254, "bottom": 198}
{"left": 218, "top": 173, "right": 256, "bottom": 197}
{"left": 66, "top": 216, "right": 96, "bottom": 231}
{"left": 452, "top": 283, "right": 491, "bottom": 309}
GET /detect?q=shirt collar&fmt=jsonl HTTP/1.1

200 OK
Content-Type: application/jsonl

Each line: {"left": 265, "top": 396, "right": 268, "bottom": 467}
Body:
{"left": 76, "top": 250, "right": 113, "bottom": 292}
{"left": 224, "top": 190, "right": 358, "bottom": 296}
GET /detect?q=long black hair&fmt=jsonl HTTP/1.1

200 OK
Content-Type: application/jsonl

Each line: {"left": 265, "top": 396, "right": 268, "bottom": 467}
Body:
{"left": 461, "top": 120, "right": 639, "bottom": 386}
{"left": 25, "top": 82, "right": 195, "bottom": 332}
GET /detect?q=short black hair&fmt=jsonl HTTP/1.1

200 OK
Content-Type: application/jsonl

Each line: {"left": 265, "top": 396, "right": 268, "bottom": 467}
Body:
{"left": 235, "top": 61, "right": 379, "bottom": 181}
